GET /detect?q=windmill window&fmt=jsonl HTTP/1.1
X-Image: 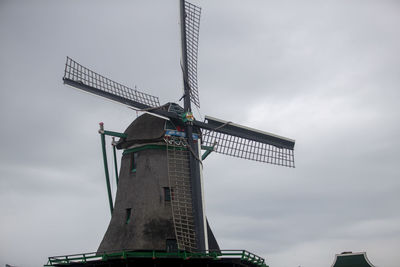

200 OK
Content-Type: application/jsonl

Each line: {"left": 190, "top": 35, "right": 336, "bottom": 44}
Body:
{"left": 125, "top": 208, "right": 132, "bottom": 224}
{"left": 164, "top": 187, "right": 174, "bottom": 202}
{"left": 131, "top": 152, "right": 138, "bottom": 173}
{"left": 166, "top": 239, "right": 178, "bottom": 252}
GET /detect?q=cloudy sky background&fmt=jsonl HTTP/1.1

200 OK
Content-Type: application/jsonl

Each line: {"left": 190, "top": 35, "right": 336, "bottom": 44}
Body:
{"left": 1, "top": 0, "right": 399, "bottom": 266}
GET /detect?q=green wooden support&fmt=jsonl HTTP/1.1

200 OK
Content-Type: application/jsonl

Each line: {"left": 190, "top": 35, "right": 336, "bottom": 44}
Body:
{"left": 99, "top": 122, "right": 114, "bottom": 216}
{"left": 103, "top": 130, "right": 127, "bottom": 138}
{"left": 201, "top": 149, "right": 213, "bottom": 160}
{"left": 201, "top": 142, "right": 216, "bottom": 161}
{"left": 112, "top": 137, "right": 119, "bottom": 185}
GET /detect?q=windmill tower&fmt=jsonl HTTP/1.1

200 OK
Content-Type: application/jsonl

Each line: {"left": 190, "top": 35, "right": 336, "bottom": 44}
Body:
{"left": 62, "top": 0, "right": 295, "bottom": 255}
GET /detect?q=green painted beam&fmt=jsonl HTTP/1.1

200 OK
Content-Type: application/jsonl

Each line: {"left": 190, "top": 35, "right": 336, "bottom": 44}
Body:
{"left": 123, "top": 144, "right": 167, "bottom": 155}
{"left": 201, "top": 142, "right": 216, "bottom": 161}
{"left": 123, "top": 144, "right": 188, "bottom": 155}
{"left": 103, "top": 130, "right": 127, "bottom": 138}
{"left": 201, "top": 149, "right": 213, "bottom": 160}
{"left": 99, "top": 123, "right": 113, "bottom": 215}
{"left": 112, "top": 137, "right": 119, "bottom": 185}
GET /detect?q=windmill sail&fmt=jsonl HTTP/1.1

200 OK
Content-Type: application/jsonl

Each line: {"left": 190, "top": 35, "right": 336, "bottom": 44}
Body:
{"left": 63, "top": 57, "right": 160, "bottom": 109}
{"left": 198, "top": 116, "right": 295, "bottom": 167}
{"left": 166, "top": 136, "right": 197, "bottom": 251}
{"left": 183, "top": 1, "right": 201, "bottom": 108}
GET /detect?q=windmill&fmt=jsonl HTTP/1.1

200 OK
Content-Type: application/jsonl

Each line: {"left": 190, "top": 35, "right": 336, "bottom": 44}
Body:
{"left": 62, "top": 0, "right": 295, "bottom": 255}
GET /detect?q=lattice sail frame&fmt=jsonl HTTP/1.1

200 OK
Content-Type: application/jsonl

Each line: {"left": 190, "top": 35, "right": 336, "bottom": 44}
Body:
{"left": 63, "top": 57, "right": 160, "bottom": 108}
{"left": 201, "top": 129, "right": 295, "bottom": 167}
{"left": 184, "top": 1, "right": 201, "bottom": 108}
{"left": 165, "top": 136, "right": 197, "bottom": 251}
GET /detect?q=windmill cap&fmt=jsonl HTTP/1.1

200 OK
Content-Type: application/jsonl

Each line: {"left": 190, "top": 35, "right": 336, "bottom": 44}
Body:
{"left": 115, "top": 113, "right": 166, "bottom": 149}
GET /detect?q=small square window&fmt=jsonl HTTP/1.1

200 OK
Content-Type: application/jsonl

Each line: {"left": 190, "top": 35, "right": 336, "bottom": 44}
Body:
{"left": 164, "top": 187, "right": 174, "bottom": 202}
{"left": 126, "top": 208, "right": 132, "bottom": 224}
{"left": 131, "top": 152, "right": 138, "bottom": 173}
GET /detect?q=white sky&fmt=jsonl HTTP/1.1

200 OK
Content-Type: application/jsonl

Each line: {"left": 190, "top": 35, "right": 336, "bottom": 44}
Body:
{"left": 1, "top": 1, "right": 399, "bottom": 267}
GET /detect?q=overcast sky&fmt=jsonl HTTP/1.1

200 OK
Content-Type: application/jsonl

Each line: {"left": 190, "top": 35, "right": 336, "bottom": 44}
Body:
{"left": 1, "top": 1, "right": 399, "bottom": 267}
